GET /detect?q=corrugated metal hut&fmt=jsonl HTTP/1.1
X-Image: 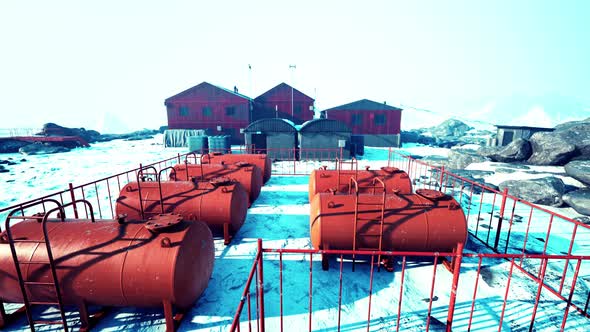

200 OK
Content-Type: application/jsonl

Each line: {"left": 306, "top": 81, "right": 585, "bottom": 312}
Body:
{"left": 244, "top": 118, "right": 297, "bottom": 160}
{"left": 321, "top": 99, "right": 402, "bottom": 147}
{"left": 495, "top": 125, "right": 554, "bottom": 146}
{"left": 164, "top": 82, "right": 253, "bottom": 144}
{"left": 298, "top": 119, "right": 351, "bottom": 160}
{"left": 254, "top": 83, "right": 315, "bottom": 125}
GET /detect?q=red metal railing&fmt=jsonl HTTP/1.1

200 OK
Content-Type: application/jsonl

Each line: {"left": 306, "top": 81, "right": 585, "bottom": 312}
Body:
{"left": 231, "top": 240, "right": 590, "bottom": 332}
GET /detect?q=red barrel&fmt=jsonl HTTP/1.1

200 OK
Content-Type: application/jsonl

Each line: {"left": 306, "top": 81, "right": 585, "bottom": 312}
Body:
{"left": 0, "top": 214, "right": 214, "bottom": 309}
{"left": 310, "top": 189, "right": 467, "bottom": 252}
{"left": 203, "top": 152, "right": 272, "bottom": 184}
{"left": 116, "top": 179, "right": 248, "bottom": 235}
{"left": 308, "top": 166, "right": 412, "bottom": 202}
{"left": 171, "top": 162, "right": 262, "bottom": 204}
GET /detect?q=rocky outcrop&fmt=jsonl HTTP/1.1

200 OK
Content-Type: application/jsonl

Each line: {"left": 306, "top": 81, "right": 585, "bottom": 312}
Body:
{"left": 38, "top": 123, "right": 102, "bottom": 143}
{"left": 0, "top": 165, "right": 8, "bottom": 173}
{"left": 446, "top": 149, "right": 489, "bottom": 169}
{"left": 554, "top": 118, "right": 590, "bottom": 157}
{"left": 0, "top": 139, "right": 30, "bottom": 153}
{"left": 96, "top": 129, "right": 159, "bottom": 142}
{"left": 563, "top": 189, "right": 590, "bottom": 216}
{"left": 498, "top": 177, "right": 566, "bottom": 206}
{"left": 565, "top": 160, "right": 590, "bottom": 186}
{"left": 527, "top": 132, "right": 576, "bottom": 165}
{"left": 19, "top": 143, "right": 71, "bottom": 155}
{"left": 431, "top": 119, "right": 473, "bottom": 137}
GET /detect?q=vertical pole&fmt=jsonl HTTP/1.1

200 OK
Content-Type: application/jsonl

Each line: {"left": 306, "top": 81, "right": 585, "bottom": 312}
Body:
{"left": 0, "top": 302, "right": 6, "bottom": 328}
{"left": 406, "top": 158, "right": 412, "bottom": 178}
{"left": 446, "top": 242, "right": 464, "bottom": 332}
{"left": 68, "top": 183, "right": 79, "bottom": 219}
{"left": 494, "top": 188, "right": 508, "bottom": 251}
{"left": 438, "top": 166, "right": 445, "bottom": 192}
{"left": 257, "top": 239, "right": 265, "bottom": 332}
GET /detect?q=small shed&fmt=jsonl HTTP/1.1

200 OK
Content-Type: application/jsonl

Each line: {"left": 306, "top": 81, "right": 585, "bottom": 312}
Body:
{"left": 495, "top": 125, "right": 554, "bottom": 146}
{"left": 298, "top": 119, "right": 351, "bottom": 160}
{"left": 243, "top": 118, "right": 297, "bottom": 160}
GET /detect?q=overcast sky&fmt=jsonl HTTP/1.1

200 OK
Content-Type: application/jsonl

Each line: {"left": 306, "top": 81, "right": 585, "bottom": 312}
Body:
{"left": 1, "top": 1, "right": 589, "bottom": 133}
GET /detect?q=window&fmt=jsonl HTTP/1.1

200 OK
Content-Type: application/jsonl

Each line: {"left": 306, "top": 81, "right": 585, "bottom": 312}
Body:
{"left": 202, "top": 106, "right": 212, "bottom": 117}
{"left": 351, "top": 113, "right": 362, "bottom": 125}
{"left": 225, "top": 106, "right": 236, "bottom": 116}
{"left": 179, "top": 106, "right": 189, "bottom": 117}
{"left": 375, "top": 114, "right": 386, "bottom": 126}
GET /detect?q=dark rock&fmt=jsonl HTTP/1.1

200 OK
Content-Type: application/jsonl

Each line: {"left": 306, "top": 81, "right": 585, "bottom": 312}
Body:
{"left": 564, "top": 160, "right": 590, "bottom": 186}
{"left": 563, "top": 189, "right": 590, "bottom": 216}
{"left": 495, "top": 168, "right": 517, "bottom": 174}
{"left": 39, "top": 123, "right": 102, "bottom": 143}
{"left": 97, "top": 129, "right": 159, "bottom": 142}
{"left": 158, "top": 125, "right": 168, "bottom": 133}
{"left": 498, "top": 177, "right": 566, "bottom": 206}
{"left": 0, "top": 165, "right": 8, "bottom": 173}
{"left": 477, "top": 146, "right": 500, "bottom": 159}
{"left": 491, "top": 139, "right": 532, "bottom": 162}
{"left": 574, "top": 216, "right": 590, "bottom": 224}
{"left": 554, "top": 119, "right": 590, "bottom": 156}
{"left": 528, "top": 132, "right": 576, "bottom": 165}
{"left": 20, "top": 158, "right": 27, "bottom": 162}
{"left": 18, "top": 143, "right": 71, "bottom": 155}
{"left": 430, "top": 119, "right": 473, "bottom": 137}
{"left": 0, "top": 139, "right": 30, "bottom": 153}
{"left": 446, "top": 150, "right": 490, "bottom": 169}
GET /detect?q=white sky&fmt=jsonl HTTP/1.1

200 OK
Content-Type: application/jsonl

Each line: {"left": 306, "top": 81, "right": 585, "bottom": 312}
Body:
{"left": 1, "top": 0, "right": 589, "bottom": 133}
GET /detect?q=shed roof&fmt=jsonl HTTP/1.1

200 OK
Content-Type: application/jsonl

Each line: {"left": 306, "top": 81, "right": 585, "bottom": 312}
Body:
{"left": 165, "top": 81, "right": 252, "bottom": 104}
{"left": 299, "top": 119, "right": 351, "bottom": 133}
{"left": 495, "top": 125, "right": 554, "bottom": 131}
{"left": 255, "top": 83, "right": 314, "bottom": 102}
{"left": 323, "top": 99, "right": 402, "bottom": 112}
{"left": 243, "top": 118, "right": 297, "bottom": 133}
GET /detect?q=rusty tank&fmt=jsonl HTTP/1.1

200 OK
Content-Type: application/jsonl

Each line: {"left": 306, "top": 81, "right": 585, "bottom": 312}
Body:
{"left": 202, "top": 152, "right": 272, "bottom": 184}
{"left": 171, "top": 162, "right": 262, "bottom": 204}
{"left": 0, "top": 213, "right": 214, "bottom": 310}
{"left": 310, "top": 189, "right": 467, "bottom": 253}
{"left": 116, "top": 178, "right": 248, "bottom": 243}
{"left": 308, "top": 166, "right": 413, "bottom": 202}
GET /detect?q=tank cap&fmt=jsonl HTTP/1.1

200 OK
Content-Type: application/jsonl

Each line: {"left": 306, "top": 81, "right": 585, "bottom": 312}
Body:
{"left": 416, "top": 189, "right": 446, "bottom": 201}
{"left": 380, "top": 166, "right": 400, "bottom": 173}
{"left": 145, "top": 213, "right": 183, "bottom": 232}
{"left": 210, "top": 152, "right": 223, "bottom": 156}
{"left": 235, "top": 161, "right": 251, "bottom": 168}
{"left": 210, "top": 176, "right": 233, "bottom": 187}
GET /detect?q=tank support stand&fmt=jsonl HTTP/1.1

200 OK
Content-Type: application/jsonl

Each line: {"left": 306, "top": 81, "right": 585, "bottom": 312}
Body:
{"left": 163, "top": 300, "right": 185, "bottom": 332}
{"left": 223, "top": 223, "right": 231, "bottom": 245}
{"left": 78, "top": 301, "right": 110, "bottom": 332}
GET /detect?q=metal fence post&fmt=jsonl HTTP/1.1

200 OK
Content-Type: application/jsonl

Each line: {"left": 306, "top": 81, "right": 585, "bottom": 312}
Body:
{"left": 257, "top": 239, "right": 265, "bottom": 331}
{"left": 494, "top": 188, "right": 509, "bottom": 251}
{"left": 438, "top": 166, "right": 445, "bottom": 192}
{"left": 68, "top": 183, "right": 79, "bottom": 219}
{"left": 446, "top": 242, "right": 464, "bottom": 332}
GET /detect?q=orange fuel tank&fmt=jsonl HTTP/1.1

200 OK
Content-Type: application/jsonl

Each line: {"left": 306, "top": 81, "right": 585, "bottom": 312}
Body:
{"left": 308, "top": 166, "right": 412, "bottom": 202}
{"left": 171, "top": 162, "right": 263, "bottom": 204}
{"left": 116, "top": 178, "right": 248, "bottom": 237}
{"left": 203, "top": 152, "right": 272, "bottom": 184}
{"left": 0, "top": 214, "right": 214, "bottom": 309}
{"left": 310, "top": 189, "right": 467, "bottom": 253}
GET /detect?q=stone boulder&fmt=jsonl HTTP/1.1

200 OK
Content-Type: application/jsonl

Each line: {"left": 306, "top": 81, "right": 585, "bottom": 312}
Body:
{"left": 0, "top": 165, "right": 8, "bottom": 173}
{"left": 563, "top": 189, "right": 590, "bottom": 216}
{"left": 494, "top": 139, "right": 532, "bottom": 162}
{"left": 0, "top": 139, "right": 30, "bottom": 153}
{"left": 528, "top": 132, "right": 576, "bottom": 165}
{"left": 498, "top": 177, "right": 566, "bottom": 206}
{"left": 19, "top": 143, "right": 71, "bottom": 155}
{"left": 38, "top": 123, "right": 102, "bottom": 143}
{"left": 565, "top": 160, "right": 590, "bottom": 186}
{"left": 430, "top": 119, "right": 473, "bottom": 138}
{"left": 555, "top": 120, "right": 590, "bottom": 157}
{"left": 446, "top": 149, "right": 489, "bottom": 169}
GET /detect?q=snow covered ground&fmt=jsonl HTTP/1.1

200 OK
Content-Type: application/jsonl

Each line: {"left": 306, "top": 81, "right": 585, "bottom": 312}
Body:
{"left": 1, "top": 136, "right": 589, "bottom": 331}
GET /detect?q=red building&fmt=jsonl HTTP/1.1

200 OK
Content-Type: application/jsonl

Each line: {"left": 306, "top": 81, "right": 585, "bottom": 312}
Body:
{"left": 321, "top": 99, "right": 403, "bottom": 147}
{"left": 164, "top": 82, "right": 252, "bottom": 143}
{"left": 254, "top": 83, "right": 314, "bottom": 124}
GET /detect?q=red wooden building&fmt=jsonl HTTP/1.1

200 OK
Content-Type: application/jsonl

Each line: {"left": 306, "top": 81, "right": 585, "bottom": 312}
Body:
{"left": 164, "top": 82, "right": 253, "bottom": 143}
{"left": 253, "top": 83, "right": 314, "bottom": 124}
{"left": 321, "top": 99, "right": 403, "bottom": 147}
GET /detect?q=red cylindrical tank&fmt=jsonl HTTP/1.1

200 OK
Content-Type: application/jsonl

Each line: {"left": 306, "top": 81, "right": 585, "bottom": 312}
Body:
{"left": 0, "top": 214, "right": 214, "bottom": 309}
{"left": 310, "top": 189, "right": 467, "bottom": 252}
{"left": 308, "top": 167, "right": 412, "bottom": 202}
{"left": 116, "top": 179, "right": 248, "bottom": 235}
{"left": 171, "top": 162, "right": 263, "bottom": 204}
{"left": 203, "top": 152, "right": 272, "bottom": 184}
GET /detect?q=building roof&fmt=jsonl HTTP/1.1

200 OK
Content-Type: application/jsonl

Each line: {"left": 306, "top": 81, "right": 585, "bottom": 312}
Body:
{"left": 165, "top": 81, "right": 252, "bottom": 104}
{"left": 243, "top": 118, "right": 297, "bottom": 133}
{"left": 299, "top": 119, "right": 351, "bottom": 133}
{"left": 495, "top": 125, "right": 554, "bottom": 131}
{"left": 323, "top": 99, "right": 402, "bottom": 112}
{"left": 255, "top": 83, "right": 314, "bottom": 102}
